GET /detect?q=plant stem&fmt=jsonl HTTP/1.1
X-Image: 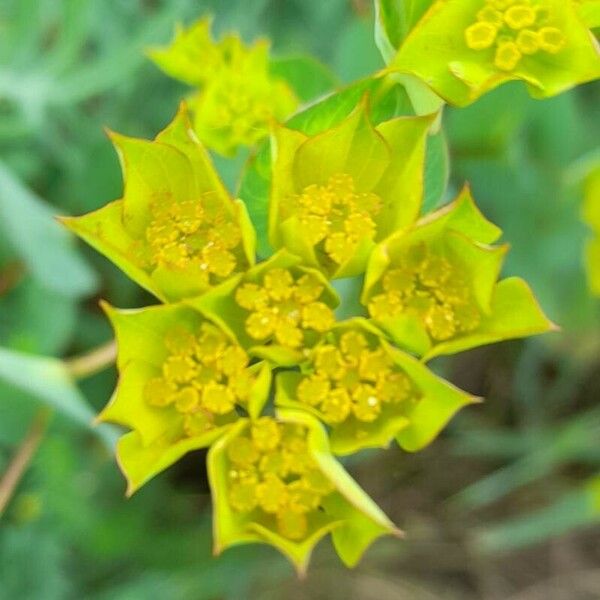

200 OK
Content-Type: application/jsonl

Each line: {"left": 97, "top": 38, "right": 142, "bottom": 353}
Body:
{"left": 0, "top": 408, "right": 51, "bottom": 517}
{"left": 64, "top": 340, "right": 117, "bottom": 380}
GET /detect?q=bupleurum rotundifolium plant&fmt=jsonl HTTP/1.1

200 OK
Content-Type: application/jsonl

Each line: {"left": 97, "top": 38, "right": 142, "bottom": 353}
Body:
{"left": 57, "top": 8, "right": 590, "bottom": 572}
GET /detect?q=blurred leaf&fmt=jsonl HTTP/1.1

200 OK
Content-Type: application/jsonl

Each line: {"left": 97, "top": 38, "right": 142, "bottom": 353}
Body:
{"left": 0, "top": 162, "right": 98, "bottom": 298}
{"left": 0, "top": 347, "right": 118, "bottom": 449}
{"left": 270, "top": 55, "right": 338, "bottom": 102}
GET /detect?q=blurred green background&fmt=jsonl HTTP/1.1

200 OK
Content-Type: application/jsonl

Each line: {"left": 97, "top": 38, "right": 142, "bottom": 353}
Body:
{"left": 0, "top": 1, "right": 599, "bottom": 598}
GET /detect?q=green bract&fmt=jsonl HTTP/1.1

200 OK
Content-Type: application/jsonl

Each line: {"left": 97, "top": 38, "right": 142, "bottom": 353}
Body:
{"left": 208, "top": 410, "right": 401, "bottom": 575}
{"left": 362, "top": 186, "right": 556, "bottom": 360}
{"left": 389, "top": 0, "right": 600, "bottom": 106}
{"left": 61, "top": 104, "right": 256, "bottom": 303}
{"left": 268, "top": 101, "right": 434, "bottom": 278}
{"left": 275, "top": 318, "right": 477, "bottom": 455}
{"left": 98, "top": 301, "right": 271, "bottom": 495}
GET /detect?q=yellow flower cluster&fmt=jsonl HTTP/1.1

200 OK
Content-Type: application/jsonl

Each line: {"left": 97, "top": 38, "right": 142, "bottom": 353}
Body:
{"left": 144, "top": 322, "right": 254, "bottom": 436}
{"left": 297, "top": 329, "right": 419, "bottom": 426}
{"left": 294, "top": 173, "right": 382, "bottom": 266}
{"left": 138, "top": 195, "right": 245, "bottom": 285}
{"left": 226, "top": 418, "right": 335, "bottom": 540}
{"left": 368, "top": 243, "right": 481, "bottom": 341}
{"left": 465, "top": 0, "right": 566, "bottom": 71}
{"left": 235, "top": 268, "right": 335, "bottom": 348}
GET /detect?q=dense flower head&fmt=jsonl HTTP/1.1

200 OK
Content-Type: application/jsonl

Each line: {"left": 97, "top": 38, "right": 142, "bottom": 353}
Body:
{"left": 224, "top": 417, "right": 335, "bottom": 540}
{"left": 235, "top": 266, "right": 335, "bottom": 349}
{"left": 134, "top": 193, "right": 246, "bottom": 287}
{"left": 295, "top": 329, "right": 420, "bottom": 428}
{"left": 368, "top": 241, "right": 482, "bottom": 343}
{"left": 293, "top": 173, "right": 383, "bottom": 268}
{"left": 465, "top": 1, "right": 566, "bottom": 71}
{"left": 144, "top": 321, "right": 254, "bottom": 437}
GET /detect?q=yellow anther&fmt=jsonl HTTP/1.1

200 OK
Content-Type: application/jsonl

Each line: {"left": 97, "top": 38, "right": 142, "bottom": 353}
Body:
{"left": 425, "top": 304, "right": 456, "bottom": 341}
{"left": 419, "top": 254, "right": 451, "bottom": 287}
{"left": 437, "top": 277, "right": 471, "bottom": 306}
{"left": 303, "top": 469, "right": 334, "bottom": 495}
{"left": 453, "top": 302, "right": 482, "bottom": 333}
{"left": 376, "top": 372, "right": 412, "bottom": 404}
{"left": 274, "top": 319, "right": 303, "bottom": 347}
{"left": 144, "top": 377, "right": 175, "bottom": 408}
{"left": 184, "top": 411, "right": 214, "bottom": 437}
{"left": 359, "top": 348, "right": 393, "bottom": 382}
{"left": 301, "top": 214, "right": 329, "bottom": 245}
{"left": 277, "top": 510, "right": 307, "bottom": 540}
{"left": 203, "top": 245, "right": 236, "bottom": 277}
{"left": 344, "top": 212, "right": 376, "bottom": 240}
{"left": 504, "top": 5, "right": 536, "bottom": 30}
{"left": 197, "top": 323, "right": 227, "bottom": 359}
{"left": 202, "top": 381, "right": 236, "bottom": 415}
{"left": 352, "top": 384, "right": 382, "bottom": 422}
{"left": 256, "top": 473, "right": 288, "bottom": 513}
{"left": 516, "top": 29, "right": 539, "bottom": 54}
{"left": 354, "top": 191, "right": 382, "bottom": 214}
{"left": 294, "top": 273, "right": 324, "bottom": 304}
{"left": 297, "top": 374, "right": 331, "bottom": 407}
{"left": 339, "top": 331, "right": 369, "bottom": 364}
{"left": 477, "top": 6, "right": 504, "bottom": 26}
{"left": 495, "top": 41, "right": 522, "bottom": 71}
{"left": 164, "top": 327, "right": 197, "bottom": 356}
{"left": 245, "top": 308, "right": 278, "bottom": 339}
{"left": 465, "top": 22, "right": 498, "bottom": 50}
{"left": 538, "top": 27, "right": 565, "bottom": 54}
{"left": 229, "top": 370, "right": 254, "bottom": 401}
{"left": 302, "top": 302, "right": 335, "bottom": 332}
{"left": 339, "top": 368, "right": 361, "bottom": 392}
{"left": 263, "top": 268, "right": 294, "bottom": 301}
{"left": 405, "top": 290, "right": 437, "bottom": 317}
{"left": 209, "top": 221, "right": 241, "bottom": 249}
{"left": 288, "top": 480, "right": 321, "bottom": 513}
{"left": 314, "top": 345, "right": 345, "bottom": 379}
{"left": 227, "top": 436, "right": 259, "bottom": 466}
{"left": 235, "top": 283, "right": 269, "bottom": 311}
{"left": 171, "top": 200, "right": 204, "bottom": 234}
{"left": 163, "top": 355, "right": 197, "bottom": 384}
{"left": 156, "top": 242, "right": 189, "bottom": 268}
{"left": 281, "top": 424, "right": 308, "bottom": 450}
{"left": 251, "top": 417, "right": 282, "bottom": 452}
{"left": 217, "top": 345, "right": 248, "bottom": 377}
{"left": 259, "top": 452, "right": 288, "bottom": 477}
{"left": 368, "top": 292, "right": 402, "bottom": 320}
{"left": 229, "top": 481, "right": 258, "bottom": 512}
{"left": 320, "top": 388, "right": 351, "bottom": 424}
{"left": 173, "top": 386, "right": 200, "bottom": 413}
{"left": 383, "top": 268, "right": 415, "bottom": 296}
{"left": 324, "top": 232, "right": 357, "bottom": 264}
{"left": 228, "top": 465, "right": 258, "bottom": 485}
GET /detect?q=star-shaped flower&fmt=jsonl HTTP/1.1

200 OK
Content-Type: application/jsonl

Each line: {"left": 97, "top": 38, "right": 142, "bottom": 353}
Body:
{"left": 98, "top": 301, "right": 271, "bottom": 495}
{"left": 269, "top": 100, "right": 434, "bottom": 278}
{"left": 390, "top": 0, "right": 600, "bottom": 106}
{"left": 208, "top": 410, "right": 401, "bottom": 575}
{"left": 362, "top": 186, "right": 557, "bottom": 360}
{"left": 276, "top": 318, "right": 477, "bottom": 455}
{"left": 61, "top": 104, "right": 256, "bottom": 302}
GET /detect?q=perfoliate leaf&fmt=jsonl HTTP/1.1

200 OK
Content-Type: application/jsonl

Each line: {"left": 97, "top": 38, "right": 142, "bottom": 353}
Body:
{"left": 391, "top": 0, "right": 600, "bottom": 106}
{"left": 61, "top": 104, "right": 255, "bottom": 303}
